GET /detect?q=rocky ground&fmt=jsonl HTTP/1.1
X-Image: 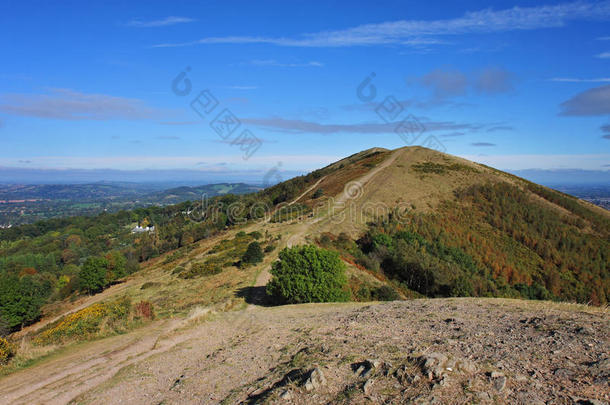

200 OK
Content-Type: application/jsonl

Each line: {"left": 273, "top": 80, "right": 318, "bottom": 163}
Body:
{"left": 35, "top": 298, "right": 606, "bottom": 405}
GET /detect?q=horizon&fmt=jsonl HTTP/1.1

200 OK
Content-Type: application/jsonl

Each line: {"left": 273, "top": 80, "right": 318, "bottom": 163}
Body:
{"left": 1, "top": 1, "right": 610, "bottom": 186}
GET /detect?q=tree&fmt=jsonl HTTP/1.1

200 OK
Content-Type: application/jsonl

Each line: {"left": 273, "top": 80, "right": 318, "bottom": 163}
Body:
{"left": 105, "top": 251, "right": 127, "bottom": 280}
{"left": 266, "top": 245, "right": 350, "bottom": 304}
{"left": 242, "top": 242, "right": 264, "bottom": 265}
{"left": 79, "top": 256, "right": 109, "bottom": 294}
{"left": 0, "top": 275, "right": 48, "bottom": 331}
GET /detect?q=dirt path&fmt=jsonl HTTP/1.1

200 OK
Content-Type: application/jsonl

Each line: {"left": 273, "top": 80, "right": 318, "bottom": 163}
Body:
{"left": 287, "top": 176, "right": 326, "bottom": 206}
{"left": 3, "top": 299, "right": 605, "bottom": 405}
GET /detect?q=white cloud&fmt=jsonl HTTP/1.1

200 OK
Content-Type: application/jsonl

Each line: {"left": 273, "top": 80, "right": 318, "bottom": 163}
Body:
{"left": 596, "top": 51, "right": 610, "bottom": 58}
{"left": 154, "top": 1, "right": 610, "bottom": 47}
{"left": 127, "top": 16, "right": 195, "bottom": 28}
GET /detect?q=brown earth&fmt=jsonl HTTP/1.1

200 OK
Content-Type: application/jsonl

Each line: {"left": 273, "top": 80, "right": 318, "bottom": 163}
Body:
{"left": 1, "top": 299, "right": 607, "bottom": 404}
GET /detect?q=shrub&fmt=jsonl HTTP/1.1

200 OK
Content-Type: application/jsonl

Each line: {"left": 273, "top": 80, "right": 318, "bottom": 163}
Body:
{"left": 313, "top": 188, "right": 324, "bottom": 198}
{"left": 134, "top": 301, "right": 154, "bottom": 320}
{"left": 0, "top": 337, "right": 14, "bottom": 364}
{"left": 35, "top": 297, "right": 131, "bottom": 344}
{"left": 266, "top": 245, "right": 350, "bottom": 304}
{"left": 249, "top": 231, "right": 263, "bottom": 240}
{"left": 371, "top": 285, "right": 400, "bottom": 301}
{"left": 242, "top": 242, "right": 264, "bottom": 266}
{"left": 179, "top": 262, "right": 222, "bottom": 279}
{"left": 0, "top": 316, "right": 9, "bottom": 338}
{"left": 264, "top": 244, "right": 276, "bottom": 253}
{"left": 79, "top": 256, "right": 109, "bottom": 294}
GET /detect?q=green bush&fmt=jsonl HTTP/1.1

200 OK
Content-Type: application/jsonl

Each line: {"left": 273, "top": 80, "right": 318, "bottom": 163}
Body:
{"left": 266, "top": 245, "right": 350, "bottom": 304}
{"left": 371, "top": 285, "right": 400, "bottom": 301}
{"left": 242, "top": 242, "right": 264, "bottom": 266}
{"left": 79, "top": 256, "right": 109, "bottom": 294}
{"left": 179, "top": 262, "right": 222, "bottom": 279}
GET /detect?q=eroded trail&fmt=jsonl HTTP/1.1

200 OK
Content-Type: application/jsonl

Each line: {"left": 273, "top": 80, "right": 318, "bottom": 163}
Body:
{"left": 3, "top": 299, "right": 606, "bottom": 405}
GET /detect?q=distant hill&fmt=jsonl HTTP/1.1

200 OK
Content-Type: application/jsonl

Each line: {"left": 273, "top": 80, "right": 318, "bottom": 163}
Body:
{"left": 0, "top": 182, "right": 261, "bottom": 226}
{"left": 143, "top": 183, "right": 261, "bottom": 205}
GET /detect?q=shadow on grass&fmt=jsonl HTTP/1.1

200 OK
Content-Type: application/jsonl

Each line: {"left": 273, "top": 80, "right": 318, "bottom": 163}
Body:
{"left": 235, "top": 286, "right": 275, "bottom": 307}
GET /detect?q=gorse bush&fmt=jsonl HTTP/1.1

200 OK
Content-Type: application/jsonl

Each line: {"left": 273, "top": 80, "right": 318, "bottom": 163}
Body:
{"left": 0, "top": 337, "right": 14, "bottom": 365}
{"left": 35, "top": 297, "right": 132, "bottom": 345}
{"left": 266, "top": 245, "right": 350, "bottom": 304}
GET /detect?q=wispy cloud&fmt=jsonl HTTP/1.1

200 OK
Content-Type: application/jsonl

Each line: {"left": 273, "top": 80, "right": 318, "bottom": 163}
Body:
{"left": 159, "top": 121, "right": 200, "bottom": 125}
{"left": 414, "top": 67, "right": 513, "bottom": 99}
{"left": 602, "top": 124, "right": 610, "bottom": 139}
{"left": 242, "top": 116, "right": 486, "bottom": 134}
{"left": 596, "top": 51, "right": 610, "bottom": 58}
{"left": 486, "top": 125, "right": 514, "bottom": 132}
{"left": 439, "top": 132, "right": 465, "bottom": 138}
{"left": 474, "top": 67, "right": 514, "bottom": 94}
{"left": 471, "top": 142, "right": 496, "bottom": 147}
{"left": 0, "top": 154, "right": 340, "bottom": 170}
{"left": 0, "top": 88, "right": 160, "bottom": 121}
{"left": 249, "top": 60, "right": 324, "bottom": 68}
{"left": 550, "top": 77, "right": 610, "bottom": 82}
{"left": 559, "top": 84, "right": 610, "bottom": 116}
{"left": 598, "top": 36, "right": 610, "bottom": 40}
{"left": 153, "top": 2, "right": 610, "bottom": 48}
{"left": 224, "top": 85, "right": 258, "bottom": 90}
{"left": 126, "top": 16, "right": 195, "bottom": 28}
{"left": 156, "top": 135, "right": 181, "bottom": 140}
{"left": 419, "top": 69, "right": 468, "bottom": 98}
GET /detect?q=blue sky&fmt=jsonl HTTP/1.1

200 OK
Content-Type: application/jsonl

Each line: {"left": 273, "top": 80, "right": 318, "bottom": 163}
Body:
{"left": 0, "top": 0, "right": 609, "bottom": 184}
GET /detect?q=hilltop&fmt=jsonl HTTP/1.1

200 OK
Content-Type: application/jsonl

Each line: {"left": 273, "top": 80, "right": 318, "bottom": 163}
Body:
{"left": 0, "top": 146, "right": 608, "bottom": 404}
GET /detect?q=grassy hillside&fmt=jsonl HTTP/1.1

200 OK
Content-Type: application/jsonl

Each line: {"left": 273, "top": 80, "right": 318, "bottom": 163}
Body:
{"left": 1, "top": 146, "right": 608, "bottom": 340}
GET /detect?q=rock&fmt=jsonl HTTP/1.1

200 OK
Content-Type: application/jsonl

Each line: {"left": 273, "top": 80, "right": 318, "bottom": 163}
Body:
{"left": 456, "top": 359, "right": 477, "bottom": 374}
{"left": 575, "top": 326, "right": 593, "bottom": 335}
{"left": 419, "top": 352, "right": 448, "bottom": 380}
{"left": 366, "top": 359, "right": 381, "bottom": 369}
{"left": 476, "top": 392, "right": 492, "bottom": 402}
{"left": 553, "top": 368, "right": 575, "bottom": 379}
{"left": 572, "top": 398, "right": 606, "bottom": 405}
{"left": 363, "top": 379, "right": 373, "bottom": 395}
{"left": 493, "top": 376, "right": 507, "bottom": 392}
{"left": 304, "top": 367, "right": 326, "bottom": 391}
{"left": 588, "top": 357, "right": 609, "bottom": 385}
{"left": 279, "top": 390, "right": 293, "bottom": 400}
{"left": 490, "top": 371, "right": 504, "bottom": 379}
